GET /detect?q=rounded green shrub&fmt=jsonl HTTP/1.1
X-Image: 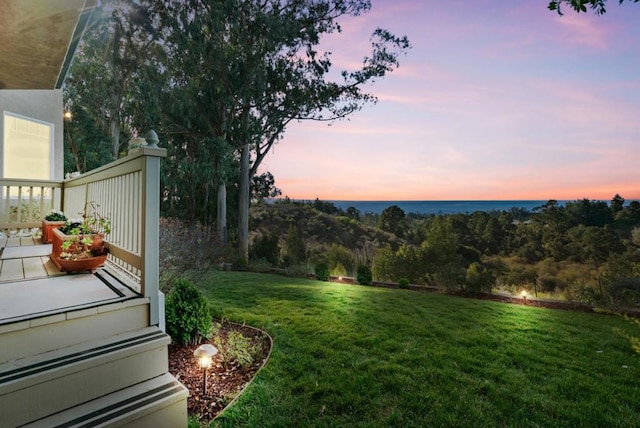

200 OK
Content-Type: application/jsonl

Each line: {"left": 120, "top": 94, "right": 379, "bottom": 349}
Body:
{"left": 398, "top": 278, "right": 410, "bottom": 289}
{"left": 357, "top": 265, "right": 372, "bottom": 285}
{"left": 165, "top": 279, "right": 212, "bottom": 346}
{"left": 315, "top": 262, "right": 330, "bottom": 281}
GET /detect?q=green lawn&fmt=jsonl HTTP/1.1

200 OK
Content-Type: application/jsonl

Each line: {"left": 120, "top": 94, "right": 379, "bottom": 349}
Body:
{"left": 196, "top": 271, "right": 640, "bottom": 427}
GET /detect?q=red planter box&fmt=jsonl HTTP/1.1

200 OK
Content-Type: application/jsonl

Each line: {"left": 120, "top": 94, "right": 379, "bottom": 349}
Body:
{"left": 41, "top": 220, "right": 65, "bottom": 244}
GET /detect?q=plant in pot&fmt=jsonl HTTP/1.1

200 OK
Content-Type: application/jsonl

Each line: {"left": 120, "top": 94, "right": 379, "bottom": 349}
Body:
{"left": 42, "top": 210, "right": 67, "bottom": 244}
{"left": 50, "top": 203, "right": 111, "bottom": 273}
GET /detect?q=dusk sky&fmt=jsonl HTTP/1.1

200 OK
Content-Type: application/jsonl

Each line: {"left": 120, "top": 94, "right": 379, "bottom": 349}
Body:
{"left": 259, "top": 0, "right": 640, "bottom": 202}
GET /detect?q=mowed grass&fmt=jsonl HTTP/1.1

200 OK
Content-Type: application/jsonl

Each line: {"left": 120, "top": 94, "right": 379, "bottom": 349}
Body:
{"left": 196, "top": 271, "right": 640, "bottom": 427}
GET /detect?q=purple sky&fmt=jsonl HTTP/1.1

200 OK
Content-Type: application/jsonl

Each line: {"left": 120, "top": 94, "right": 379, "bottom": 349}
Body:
{"left": 259, "top": 0, "right": 640, "bottom": 201}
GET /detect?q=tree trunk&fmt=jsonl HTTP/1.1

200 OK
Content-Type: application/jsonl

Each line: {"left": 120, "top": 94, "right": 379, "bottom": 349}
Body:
{"left": 238, "top": 143, "right": 250, "bottom": 264}
{"left": 217, "top": 182, "right": 227, "bottom": 243}
{"left": 109, "top": 118, "right": 120, "bottom": 160}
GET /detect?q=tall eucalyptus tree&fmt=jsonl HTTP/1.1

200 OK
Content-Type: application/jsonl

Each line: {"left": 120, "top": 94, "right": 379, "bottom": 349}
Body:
{"left": 65, "top": 0, "right": 155, "bottom": 164}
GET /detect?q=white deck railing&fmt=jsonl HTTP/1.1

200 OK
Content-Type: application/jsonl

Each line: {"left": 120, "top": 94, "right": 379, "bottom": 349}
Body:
{"left": 0, "top": 179, "right": 62, "bottom": 230}
{"left": 62, "top": 147, "right": 167, "bottom": 327}
{"left": 0, "top": 147, "right": 167, "bottom": 328}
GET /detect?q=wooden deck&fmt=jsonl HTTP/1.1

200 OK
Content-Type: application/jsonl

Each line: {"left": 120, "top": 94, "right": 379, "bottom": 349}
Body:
{"left": 0, "top": 235, "right": 141, "bottom": 325}
{"left": 0, "top": 234, "right": 63, "bottom": 282}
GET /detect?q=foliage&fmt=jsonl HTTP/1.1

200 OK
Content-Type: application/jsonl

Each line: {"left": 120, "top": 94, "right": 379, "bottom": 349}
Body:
{"left": 379, "top": 205, "right": 406, "bottom": 237}
{"left": 285, "top": 263, "right": 313, "bottom": 278}
{"left": 214, "top": 330, "right": 262, "bottom": 368}
{"left": 398, "top": 278, "right": 410, "bottom": 289}
{"left": 548, "top": 0, "right": 639, "bottom": 15}
{"left": 249, "top": 232, "right": 280, "bottom": 267}
{"left": 251, "top": 195, "right": 640, "bottom": 307}
{"left": 356, "top": 265, "right": 372, "bottom": 285}
{"left": 165, "top": 279, "right": 212, "bottom": 346}
{"left": 464, "top": 262, "right": 495, "bottom": 293}
{"left": 66, "top": 0, "right": 410, "bottom": 264}
{"left": 251, "top": 172, "right": 282, "bottom": 203}
{"left": 64, "top": 0, "right": 154, "bottom": 168}
{"left": 57, "top": 203, "right": 111, "bottom": 260}
{"left": 314, "top": 262, "right": 330, "bottom": 281}
{"left": 284, "top": 224, "right": 307, "bottom": 266}
{"left": 158, "top": 218, "right": 228, "bottom": 293}
{"left": 330, "top": 262, "right": 348, "bottom": 277}
{"left": 44, "top": 210, "right": 67, "bottom": 222}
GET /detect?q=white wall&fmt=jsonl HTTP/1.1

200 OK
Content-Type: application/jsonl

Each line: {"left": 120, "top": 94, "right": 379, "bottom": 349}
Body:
{"left": 0, "top": 90, "right": 64, "bottom": 181}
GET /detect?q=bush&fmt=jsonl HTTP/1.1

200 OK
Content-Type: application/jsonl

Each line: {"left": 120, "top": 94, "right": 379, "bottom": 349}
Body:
{"left": 315, "top": 262, "right": 330, "bottom": 281}
{"left": 250, "top": 232, "right": 280, "bottom": 266}
{"left": 357, "top": 265, "right": 372, "bottom": 285}
{"left": 331, "top": 262, "right": 348, "bottom": 277}
{"left": 165, "top": 279, "right": 212, "bottom": 346}
{"left": 159, "top": 218, "right": 227, "bottom": 293}
{"left": 398, "top": 278, "right": 410, "bottom": 289}
{"left": 464, "top": 262, "right": 495, "bottom": 294}
{"left": 214, "top": 330, "right": 262, "bottom": 368}
{"left": 285, "top": 263, "right": 313, "bottom": 278}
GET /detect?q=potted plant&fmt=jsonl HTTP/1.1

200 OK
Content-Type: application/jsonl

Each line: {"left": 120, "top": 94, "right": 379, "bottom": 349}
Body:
{"left": 41, "top": 210, "right": 67, "bottom": 243}
{"left": 50, "top": 203, "right": 111, "bottom": 273}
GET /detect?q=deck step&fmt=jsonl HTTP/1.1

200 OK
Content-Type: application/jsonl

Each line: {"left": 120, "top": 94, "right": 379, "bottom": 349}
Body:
{"left": 22, "top": 373, "right": 188, "bottom": 428}
{"left": 0, "top": 297, "right": 150, "bottom": 365}
{"left": 0, "top": 327, "right": 171, "bottom": 427}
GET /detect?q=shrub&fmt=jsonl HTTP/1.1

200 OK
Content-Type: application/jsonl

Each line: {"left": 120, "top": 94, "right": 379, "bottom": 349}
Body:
{"left": 159, "top": 218, "right": 227, "bottom": 293}
{"left": 464, "top": 262, "right": 495, "bottom": 294}
{"left": 330, "top": 262, "right": 348, "bottom": 277}
{"left": 315, "top": 262, "right": 330, "bottom": 281}
{"left": 165, "top": 279, "right": 212, "bottom": 346}
{"left": 44, "top": 209, "right": 66, "bottom": 222}
{"left": 357, "top": 265, "right": 372, "bottom": 285}
{"left": 285, "top": 263, "right": 313, "bottom": 278}
{"left": 250, "top": 232, "right": 280, "bottom": 266}
{"left": 398, "top": 278, "right": 410, "bottom": 289}
{"left": 214, "top": 330, "right": 262, "bottom": 368}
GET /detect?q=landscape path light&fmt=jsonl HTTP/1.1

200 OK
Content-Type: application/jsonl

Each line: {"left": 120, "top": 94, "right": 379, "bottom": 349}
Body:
{"left": 194, "top": 344, "right": 218, "bottom": 394}
{"left": 521, "top": 290, "right": 527, "bottom": 301}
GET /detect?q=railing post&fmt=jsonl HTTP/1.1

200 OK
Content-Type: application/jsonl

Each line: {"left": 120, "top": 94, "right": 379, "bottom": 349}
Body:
{"left": 140, "top": 144, "right": 167, "bottom": 331}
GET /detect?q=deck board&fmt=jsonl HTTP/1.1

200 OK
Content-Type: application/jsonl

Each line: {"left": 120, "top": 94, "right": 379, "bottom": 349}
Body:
{"left": 0, "top": 259, "right": 24, "bottom": 281}
{"left": 5, "top": 238, "right": 21, "bottom": 247}
{"left": 23, "top": 257, "right": 48, "bottom": 278}
{"left": 42, "top": 257, "right": 60, "bottom": 276}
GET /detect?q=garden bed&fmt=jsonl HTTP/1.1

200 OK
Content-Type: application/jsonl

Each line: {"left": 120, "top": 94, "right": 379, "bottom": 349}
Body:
{"left": 168, "top": 322, "right": 272, "bottom": 424}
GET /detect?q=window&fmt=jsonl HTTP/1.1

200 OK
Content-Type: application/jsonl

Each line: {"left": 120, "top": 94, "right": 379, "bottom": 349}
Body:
{"left": 3, "top": 112, "right": 53, "bottom": 180}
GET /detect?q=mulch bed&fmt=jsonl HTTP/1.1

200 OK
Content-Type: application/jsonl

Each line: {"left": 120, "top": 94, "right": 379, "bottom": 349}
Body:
{"left": 168, "top": 322, "right": 272, "bottom": 424}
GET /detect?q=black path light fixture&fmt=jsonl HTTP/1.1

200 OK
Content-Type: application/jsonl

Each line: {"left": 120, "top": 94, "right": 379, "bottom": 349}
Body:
{"left": 193, "top": 344, "right": 218, "bottom": 394}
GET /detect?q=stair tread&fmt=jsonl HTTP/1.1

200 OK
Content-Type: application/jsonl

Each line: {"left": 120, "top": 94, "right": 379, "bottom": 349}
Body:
{"left": 0, "top": 326, "right": 168, "bottom": 389}
{"left": 22, "top": 372, "right": 188, "bottom": 428}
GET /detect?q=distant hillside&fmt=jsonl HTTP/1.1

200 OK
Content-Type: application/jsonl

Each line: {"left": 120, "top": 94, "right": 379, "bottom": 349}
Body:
{"left": 249, "top": 202, "right": 401, "bottom": 253}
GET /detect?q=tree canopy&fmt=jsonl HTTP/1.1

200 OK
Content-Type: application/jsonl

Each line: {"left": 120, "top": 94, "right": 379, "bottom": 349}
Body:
{"left": 548, "top": 0, "right": 639, "bottom": 15}
{"left": 65, "top": 0, "right": 410, "bottom": 263}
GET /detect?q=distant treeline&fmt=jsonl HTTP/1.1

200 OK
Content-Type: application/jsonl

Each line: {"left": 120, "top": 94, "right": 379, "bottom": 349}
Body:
{"left": 254, "top": 194, "right": 640, "bottom": 309}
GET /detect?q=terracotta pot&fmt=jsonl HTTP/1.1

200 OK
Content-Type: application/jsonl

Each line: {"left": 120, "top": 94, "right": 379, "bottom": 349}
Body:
{"left": 51, "top": 228, "right": 104, "bottom": 260}
{"left": 41, "top": 220, "right": 65, "bottom": 244}
{"left": 53, "top": 254, "right": 108, "bottom": 273}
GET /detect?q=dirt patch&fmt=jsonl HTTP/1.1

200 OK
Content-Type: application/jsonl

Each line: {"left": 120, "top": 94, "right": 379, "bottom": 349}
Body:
{"left": 168, "top": 322, "right": 272, "bottom": 424}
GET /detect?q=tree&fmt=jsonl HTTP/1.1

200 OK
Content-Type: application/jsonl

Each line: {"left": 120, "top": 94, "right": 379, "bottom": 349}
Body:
{"left": 611, "top": 194, "right": 625, "bottom": 216}
{"left": 227, "top": 1, "right": 411, "bottom": 263}
{"left": 379, "top": 205, "right": 406, "bottom": 237}
{"left": 548, "top": 0, "right": 639, "bottom": 15}
{"left": 66, "top": 1, "right": 155, "bottom": 162}
{"left": 285, "top": 224, "right": 307, "bottom": 266}
{"left": 144, "top": 0, "right": 409, "bottom": 263}
{"left": 252, "top": 172, "right": 282, "bottom": 203}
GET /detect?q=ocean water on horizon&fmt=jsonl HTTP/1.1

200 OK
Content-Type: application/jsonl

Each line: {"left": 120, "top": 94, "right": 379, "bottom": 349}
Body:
{"left": 329, "top": 200, "right": 550, "bottom": 215}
